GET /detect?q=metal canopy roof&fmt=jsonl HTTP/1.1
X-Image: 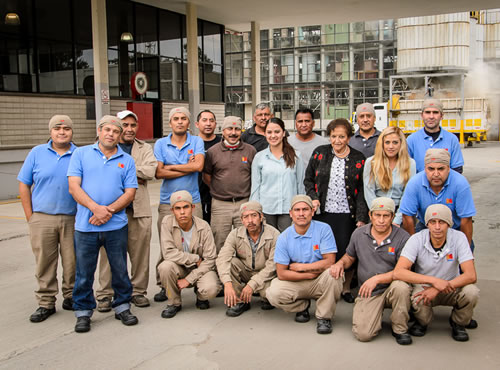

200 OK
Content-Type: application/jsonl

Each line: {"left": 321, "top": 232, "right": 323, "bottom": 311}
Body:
{"left": 135, "top": 0, "right": 499, "bottom": 30}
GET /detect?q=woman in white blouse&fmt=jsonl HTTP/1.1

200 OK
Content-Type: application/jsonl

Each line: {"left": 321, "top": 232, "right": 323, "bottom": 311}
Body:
{"left": 251, "top": 117, "right": 305, "bottom": 232}
{"left": 363, "top": 126, "right": 416, "bottom": 225}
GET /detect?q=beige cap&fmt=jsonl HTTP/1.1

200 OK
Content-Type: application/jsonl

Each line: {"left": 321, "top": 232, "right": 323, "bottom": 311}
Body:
{"left": 169, "top": 107, "right": 191, "bottom": 122}
{"left": 424, "top": 148, "right": 450, "bottom": 166}
{"left": 240, "top": 201, "right": 263, "bottom": 217}
{"left": 222, "top": 116, "right": 243, "bottom": 131}
{"left": 425, "top": 204, "right": 453, "bottom": 227}
{"left": 117, "top": 110, "right": 138, "bottom": 121}
{"left": 98, "top": 115, "right": 123, "bottom": 131}
{"left": 422, "top": 98, "right": 443, "bottom": 113}
{"left": 48, "top": 115, "right": 73, "bottom": 131}
{"left": 170, "top": 190, "right": 193, "bottom": 207}
{"left": 356, "top": 103, "right": 375, "bottom": 117}
{"left": 290, "top": 195, "right": 313, "bottom": 210}
{"left": 370, "top": 197, "right": 396, "bottom": 214}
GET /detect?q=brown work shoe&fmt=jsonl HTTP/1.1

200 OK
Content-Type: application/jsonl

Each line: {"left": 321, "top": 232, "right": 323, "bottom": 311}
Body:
{"left": 131, "top": 295, "right": 150, "bottom": 307}
{"left": 97, "top": 297, "right": 112, "bottom": 312}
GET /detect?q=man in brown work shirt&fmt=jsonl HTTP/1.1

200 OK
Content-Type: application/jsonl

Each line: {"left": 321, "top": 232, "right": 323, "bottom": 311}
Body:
{"left": 203, "top": 116, "right": 257, "bottom": 252}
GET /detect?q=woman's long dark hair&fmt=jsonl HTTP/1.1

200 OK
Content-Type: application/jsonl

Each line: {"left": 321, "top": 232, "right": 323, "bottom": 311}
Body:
{"left": 266, "top": 117, "right": 296, "bottom": 168}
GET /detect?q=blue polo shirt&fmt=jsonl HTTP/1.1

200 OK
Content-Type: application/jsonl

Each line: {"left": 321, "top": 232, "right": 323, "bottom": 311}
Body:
{"left": 17, "top": 141, "right": 77, "bottom": 215}
{"left": 274, "top": 220, "right": 337, "bottom": 265}
{"left": 399, "top": 170, "right": 476, "bottom": 229}
{"left": 67, "top": 143, "right": 138, "bottom": 232}
{"left": 407, "top": 128, "right": 464, "bottom": 172}
{"left": 154, "top": 133, "right": 205, "bottom": 204}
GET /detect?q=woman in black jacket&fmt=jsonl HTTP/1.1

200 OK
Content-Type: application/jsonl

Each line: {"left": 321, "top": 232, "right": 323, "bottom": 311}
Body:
{"left": 304, "top": 118, "right": 369, "bottom": 302}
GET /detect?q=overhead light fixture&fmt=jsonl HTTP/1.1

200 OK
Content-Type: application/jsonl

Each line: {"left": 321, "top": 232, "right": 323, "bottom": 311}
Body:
{"left": 5, "top": 13, "right": 20, "bottom": 26}
{"left": 120, "top": 32, "right": 133, "bottom": 43}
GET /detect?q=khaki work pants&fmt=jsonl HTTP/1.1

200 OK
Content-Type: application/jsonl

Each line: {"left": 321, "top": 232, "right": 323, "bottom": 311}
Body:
{"left": 157, "top": 261, "right": 221, "bottom": 306}
{"left": 155, "top": 202, "right": 202, "bottom": 286}
{"left": 352, "top": 280, "right": 411, "bottom": 342}
{"left": 266, "top": 270, "right": 343, "bottom": 320}
{"left": 97, "top": 209, "right": 152, "bottom": 299}
{"left": 28, "top": 213, "right": 76, "bottom": 309}
{"left": 412, "top": 283, "right": 480, "bottom": 326}
{"left": 211, "top": 198, "right": 247, "bottom": 253}
{"left": 229, "top": 257, "right": 270, "bottom": 298}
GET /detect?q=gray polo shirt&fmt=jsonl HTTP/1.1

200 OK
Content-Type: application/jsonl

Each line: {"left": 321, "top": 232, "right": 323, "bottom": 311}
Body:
{"left": 346, "top": 223, "right": 410, "bottom": 296}
{"left": 401, "top": 228, "right": 473, "bottom": 281}
{"left": 349, "top": 129, "right": 381, "bottom": 158}
{"left": 288, "top": 134, "right": 329, "bottom": 168}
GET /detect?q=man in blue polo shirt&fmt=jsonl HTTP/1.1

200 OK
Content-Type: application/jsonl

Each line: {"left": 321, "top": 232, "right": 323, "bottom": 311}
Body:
{"left": 67, "top": 115, "right": 138, "bottom": 333}
{"left": 406, "top": 98, "right": 464, "bottom": 173}
{"left": 400, "top": 148, "right": 475, "bottom": 246}
{"left": 153, "top": 106, "right": 205, "bottom": 302}
{"left": 266, "top": 195, "right": 343, "bottom": 335}
{"left": 18, "top": 115, "right": 77, "bottom": 323}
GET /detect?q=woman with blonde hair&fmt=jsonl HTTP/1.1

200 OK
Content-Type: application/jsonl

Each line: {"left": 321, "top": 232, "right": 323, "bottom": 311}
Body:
{"left": 363, "top": 126, "right": 416, "bottom": 225}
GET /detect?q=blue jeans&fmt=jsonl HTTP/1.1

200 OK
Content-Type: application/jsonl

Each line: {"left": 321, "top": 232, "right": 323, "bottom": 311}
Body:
{"left": 73, "top": 226, "right": 132, "bottom": 317}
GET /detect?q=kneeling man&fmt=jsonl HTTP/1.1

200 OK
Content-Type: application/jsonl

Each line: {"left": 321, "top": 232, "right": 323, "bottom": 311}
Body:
{"left": 217, "top": 201, "right": 280, "bottom": 317}
{"left": 331, "top": 197, "right": 412, "bottom": 345}
{"left": 266, "top": 195, "right": 342, "bottom": 334}
{"left": 394, "top": 204, "right": 479, "bottom": 342}
{"left": 158, "top": 190, "right": 221, "bottom": 318}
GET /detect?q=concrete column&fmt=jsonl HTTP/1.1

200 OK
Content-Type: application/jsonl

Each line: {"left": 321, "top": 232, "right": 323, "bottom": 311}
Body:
{"left": 186, "top": 2, "right": 200, "bottom": 130}
{"left": 349, "top": 45, "right": 354, "bottom": 116}
{"left": 91, "top": 0, "right": 110, "bottom": 124}
{"left": 251, "top": 21, "right": 261, "bottom": 107}
{"left": 378, "top": 20, "right": 384, "bottom": 102}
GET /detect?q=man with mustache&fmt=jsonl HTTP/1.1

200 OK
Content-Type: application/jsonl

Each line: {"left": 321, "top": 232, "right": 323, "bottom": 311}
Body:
{"left": 242, "top": 103, "right": 273, "bottom": 152}
{"left": 203, "top": 116, "right": 257, "bottom": 252}
{"left": 216, "top": 201, "right": 279, "bottom": 317}
{"left": 349, "top": 103, "right": 380, "bottom": 158}
{"left": 406, "top": 98, "right": 464, "bottom": 173}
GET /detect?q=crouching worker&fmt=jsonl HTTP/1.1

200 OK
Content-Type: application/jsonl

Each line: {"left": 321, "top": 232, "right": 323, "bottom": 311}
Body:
{"left": 158, "top": 190, "right": 221, "bottom": 318}
{"left": 216, "top": 201, "right": 280, "bottom": 317}
{"left": 266, "top": 195, "right": 343, "bottom": 335}
{"left": 330, "top": 197, "right": 412, "bottom": 345}
{"left": 394, "top": 204, "right": 479, "bottom": 342}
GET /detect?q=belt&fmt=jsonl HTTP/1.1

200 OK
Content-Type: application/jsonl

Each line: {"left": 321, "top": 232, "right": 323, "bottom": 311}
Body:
{"left": 215, "top": 196, "right": 247, "bottom": 202}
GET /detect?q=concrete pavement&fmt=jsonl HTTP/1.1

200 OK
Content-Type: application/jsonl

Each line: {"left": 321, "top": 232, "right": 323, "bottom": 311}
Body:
{"left": 0, "top": 142, "right": 499, "bottom": 369}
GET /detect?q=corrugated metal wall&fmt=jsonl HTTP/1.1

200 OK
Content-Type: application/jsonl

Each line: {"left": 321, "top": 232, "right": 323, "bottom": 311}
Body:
{"left": 397, "top": 13, "right": 470, "bottom": 73}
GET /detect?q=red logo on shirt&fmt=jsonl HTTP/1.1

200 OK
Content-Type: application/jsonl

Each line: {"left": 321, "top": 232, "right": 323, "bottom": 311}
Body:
{"left": 446, "top": 198, "right": 453, "bottom": 204}
{"left": 188, "top": 149, "right": 194, "bottom": 155}
{"left": 118, "top": 163, "right": 124, "bottom": 168}
{"left": 313, "top": 244, "right": 319, "bottom": 251}
{"left": 242, "top": 156, "right": 248, "bottom": 163}
{"left": 446, "top": 253, "right": 454, "bottom": 261}
{"left": 388, "top": 247, "right": 395, "bottom": 255}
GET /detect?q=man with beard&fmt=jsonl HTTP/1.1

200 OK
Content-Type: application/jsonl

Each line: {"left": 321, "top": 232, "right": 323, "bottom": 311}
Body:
{"left": 203, "top": 116, "right": 257, "bottom": 252}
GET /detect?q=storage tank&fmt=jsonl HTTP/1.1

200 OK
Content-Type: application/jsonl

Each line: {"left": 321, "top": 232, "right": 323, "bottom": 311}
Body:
{"left": 397, "top": 13, "right": 470, "bottom": 73}
{"left": 484, "top": 23, "right": 500, "bottom": 59}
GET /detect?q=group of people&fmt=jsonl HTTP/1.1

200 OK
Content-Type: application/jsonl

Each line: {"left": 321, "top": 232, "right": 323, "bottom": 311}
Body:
{"left": 18, "top": 98, "right": 479, "bottom": 344}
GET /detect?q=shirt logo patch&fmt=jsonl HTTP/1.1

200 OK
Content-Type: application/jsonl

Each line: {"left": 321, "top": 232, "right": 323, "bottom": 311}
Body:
{"left": 388, "top": 246, "right": 395, "bottom": 255}
{"left": 313, "top": 244, "right": 319, "bottom": 251}
{"left": 118, "top": 163, "right": 124, "bottom": 168}
{"left": 188, "top": 149, "right": 194, "bottom": 155}
{"left": 242, "top": 156, "right": 248, "bottom": 163}
{"left": 446, "top": 198, "right": 453, "bottom": 204}
{"left": 446, "top": 253, "right": 454, "bottom": 261}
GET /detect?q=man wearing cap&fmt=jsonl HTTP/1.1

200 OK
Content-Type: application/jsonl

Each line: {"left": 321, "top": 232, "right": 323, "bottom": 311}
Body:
{"left": 349, "top": 103, "right": 380, "bottom": 158}
{"left": 195, "top": 110, "right": 221, "bottom": 224}
{"left": 288, "top": 108, "right": 329, "bottom": 167}
{"left": 216, "top": 201, "right": 280, "bottom": 317}
{"left": 203, "top": 116, "right": 257, "bottom": 252}
{"left": 330, "top": 197, "right": 412, "bottom": 345}
{"left": 241, "top": 103, "right": 273, "bottom": 152}
{"left": 153, "top": 107, "right": 205, "bottom": 302}
{"left": 406, "top": 98, "right": 464, "bottom": 173}
{"left": 266, "top": 195, "right": 343, "bottom": 335}
{"left": 18, "top": 115, "right": 77, "bottom": 323}
{"left": 157, "top": 190, "right": 221, "bottom": 318}
{"left": 96, "top": 110, "right": 157, "bottom": 311}
{"left": 67, "top": 115, "right": 139, "bottom": 333}
{"left": 400, "top": 148, "right": 475, "bottom": 248}
{"left": 394, "top": 204, "right": 479, "bottom": 342}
